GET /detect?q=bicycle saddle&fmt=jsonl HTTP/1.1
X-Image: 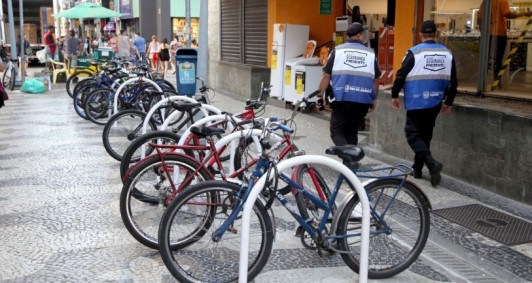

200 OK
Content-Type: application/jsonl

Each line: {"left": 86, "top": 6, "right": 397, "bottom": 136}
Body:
{"left": 325, "top": 145, "right": 365, "bottom": 163}
{"left": 189, "top": 126, "right": 225, "bottom": 138}
{"left": 170, "top": 101, "right": 202, "bottom": 111}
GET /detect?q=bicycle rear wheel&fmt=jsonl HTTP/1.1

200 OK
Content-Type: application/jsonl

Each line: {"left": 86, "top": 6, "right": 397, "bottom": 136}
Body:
{"left": 102, "top": 109, "right": 157, "bottom": 161}
{"left": 2, "top": 63, "right": 12, "bottom": 87}
{"left": 120, "top": 153, "right": 212, "bottom": 249}
{"left": 336, "top": 178, "right": 431, "bottom": 279}
{"left": 293, "top": 164, "right": 333, "bottom": 222}
{"left": 158, "top": 180, "right": 273, "bottom": 283}
{"left": 66, "top": 70, "right": 93, "bottom": 98}
{"left": 83, "top": 88, "right": 114, "bottom": 125}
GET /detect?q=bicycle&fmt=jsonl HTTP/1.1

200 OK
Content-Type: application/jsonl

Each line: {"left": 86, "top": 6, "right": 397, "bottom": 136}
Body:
{"left": 2, "top": 59, "right": 16, "bottom": 90}
{"left": 157, "top": 91, "right": 431, "bottom": 282}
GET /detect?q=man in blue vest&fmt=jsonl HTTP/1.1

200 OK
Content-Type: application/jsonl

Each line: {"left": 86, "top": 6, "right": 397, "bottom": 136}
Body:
{"left": 391, "top": 20, "right": 458, "bottom": 186}
{"left": 318, "top": 22, "right": 381, "bottom": 148}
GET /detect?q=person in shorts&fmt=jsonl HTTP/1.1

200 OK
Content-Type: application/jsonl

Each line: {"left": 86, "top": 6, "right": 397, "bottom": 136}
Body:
{"left": 65, "top": 30, "right": 81, "bottom": 74}
{"left": 147, "top": 35, "right": 160, "bottom": 71}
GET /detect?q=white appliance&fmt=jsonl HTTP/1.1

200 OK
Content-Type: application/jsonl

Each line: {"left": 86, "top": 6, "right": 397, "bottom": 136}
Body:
{"left": 270, "top": 24, "right": 310, "bottom": 99}
{"left": 284, "top": 57, "right": 320, "bottom": 103}
{"left": 286, "top": 63, "right": 322, "bottom": 104}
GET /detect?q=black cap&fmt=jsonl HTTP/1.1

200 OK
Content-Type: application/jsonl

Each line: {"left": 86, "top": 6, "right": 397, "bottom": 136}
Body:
{"left": 48, "top": 25, "right": 55, "bottom": 29}
{"left": 421, "top": 20, "right": 437, "bottom": 34}
{"left": 346, "top": 22, "right": 369, "bottom": 36}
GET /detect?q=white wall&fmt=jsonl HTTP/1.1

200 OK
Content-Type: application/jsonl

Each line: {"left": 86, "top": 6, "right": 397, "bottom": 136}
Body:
{"left": 347, "top": 0, "right": 387, "bottom": 14}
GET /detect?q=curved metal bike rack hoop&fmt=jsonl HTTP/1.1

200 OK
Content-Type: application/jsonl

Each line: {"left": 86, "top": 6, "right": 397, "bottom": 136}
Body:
{"left": 112, "top": 77, "right": 163, "bottom": 114}
{"left": 238, "top": 155, "right": 370, "bottom": 283}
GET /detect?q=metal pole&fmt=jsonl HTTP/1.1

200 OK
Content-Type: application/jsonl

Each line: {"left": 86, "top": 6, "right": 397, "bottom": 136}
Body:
{"left": 6, "top": 0, "right": 17, "bottom": 61}
{"left": 0, "top": 2, "right": 6, "bottom": 44}
{"left": 477, "top": 0, "right": 491, "bottom": 96}
{"left": 185, "top": 0, "right": 191, "bottom": 47}
{"left": 19, "top": 0, "right": 25, "bottom": 83}
{"left": 197, "top": 0, "right": 208, "bottom": 84}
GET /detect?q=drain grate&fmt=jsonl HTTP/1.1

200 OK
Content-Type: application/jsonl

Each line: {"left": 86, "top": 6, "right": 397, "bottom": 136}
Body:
{"left": 432, "top": 204, "right": 532, "bottom": 246}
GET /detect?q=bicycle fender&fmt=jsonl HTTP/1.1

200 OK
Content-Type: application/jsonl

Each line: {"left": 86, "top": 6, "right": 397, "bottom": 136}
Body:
{"left": 330, "top": 179, "right": 374, "bottom": 234}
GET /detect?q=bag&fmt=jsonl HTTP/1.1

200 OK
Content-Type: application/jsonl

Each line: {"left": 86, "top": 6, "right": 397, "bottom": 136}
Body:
{"left": 0, "top": 83, "right": 8, "bottom": 100}
{"left": 25, "top": 47, "right": 33, "bottom": 56}
{"left": 36, "top": 48, "right": 47, "bottom": 63}
{"left": 21, "top": 79, "right": 46, "bottom": 94}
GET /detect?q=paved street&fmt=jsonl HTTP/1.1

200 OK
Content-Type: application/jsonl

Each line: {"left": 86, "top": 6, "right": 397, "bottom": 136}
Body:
{"left": 0, "top": 72, "right": 531, "bottom": 282}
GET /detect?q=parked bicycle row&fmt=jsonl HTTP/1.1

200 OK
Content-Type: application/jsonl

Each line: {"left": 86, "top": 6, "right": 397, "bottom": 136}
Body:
{"left": 65, "top": 68, "right": 431, "bottom": 282}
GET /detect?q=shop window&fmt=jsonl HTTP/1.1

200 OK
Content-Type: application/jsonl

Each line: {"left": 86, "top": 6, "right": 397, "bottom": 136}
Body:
{"left": 172, "top": 18, "right": 199, "bottom": 45}
{"left": 426, "top": 0, "right": 532, "bottom": 96}
{"left": 220, "top": 0, "right": 268, "bottom": 66}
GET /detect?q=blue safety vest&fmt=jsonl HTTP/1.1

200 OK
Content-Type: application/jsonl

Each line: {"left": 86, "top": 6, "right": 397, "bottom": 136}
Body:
{"left": 330, "top": 42, "right": 376, "bottom": 104}
{"left": 404, "top": 42, "right": 452, "bottom": 110}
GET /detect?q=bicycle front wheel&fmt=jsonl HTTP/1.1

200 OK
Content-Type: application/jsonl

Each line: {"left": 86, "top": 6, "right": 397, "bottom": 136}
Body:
{"left": 120, "top": 153, "right": 212, "bottom": 249}
{"left": 159, "top": 180, "right": 273, "bottom": 283}
{"left": 83, "top": 88, "right": 114, "bottom": 125}
{"left": 102, "top": 109, "right": 156, "bottom": 161}
{"left": 336, "top": 178, "right": 431, "bottom": 279}
{"left": 66, "top": 70, "right": 93, "bottom": 98}
{"left": 2, "top": 63, "right": 12, "bottom": 87}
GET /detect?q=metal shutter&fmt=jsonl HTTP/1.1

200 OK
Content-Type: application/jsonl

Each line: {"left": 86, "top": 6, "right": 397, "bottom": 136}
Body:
{"left": 221, "top": 0, "right": 241, "bottom": 63}
{"left": 221, "top": 0, "right": 267, "bottom": 66}
{"left": 243, "top": 0, "right": 267, "bottom": 66}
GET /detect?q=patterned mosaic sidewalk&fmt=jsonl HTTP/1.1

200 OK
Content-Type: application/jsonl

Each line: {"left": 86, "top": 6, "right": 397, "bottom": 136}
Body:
{"left": 0, "top": 85, "right": 530, "bottom": 282}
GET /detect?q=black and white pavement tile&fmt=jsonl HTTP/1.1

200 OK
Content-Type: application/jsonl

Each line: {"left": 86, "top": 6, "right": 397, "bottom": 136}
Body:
{"left": 0, "top": 84, "right": 530, "bottom": 282}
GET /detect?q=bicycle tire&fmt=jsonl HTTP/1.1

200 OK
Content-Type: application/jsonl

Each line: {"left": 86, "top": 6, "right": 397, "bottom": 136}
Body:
{"left": 293, "top": 164, "right": 333, "bottom": 223}
{"left": 336, "top": 178, "right": 431, "bottom": 279}
{"left": 72, "top": 78, "right": 95, "bottom": 98}
{"left": 2, "top": 63, "right": 11, "bottom": 87}
{"left": 158, "top": 180, "right": 273, "bottom": 282}
{"left": 120, "top": 130, "right": 186, "bottom": 181}
{"left": 102, "top": 109, "right": 157, "bottom": 161}
{"left": 66, "top": 70, "right": 94, "bottom": 98}
{"left": 73, "top": 81, "right": 97, "bottom": 119}
{"left": 83, "top": 88, "right": 114, "bottom": 125}
{"left": 8, "top": 67, "right": 15, "bottom": 90}
{"left": 120, "top": 153, "right": 213, "bottom": 249}
{"left": 234, "top": 136, "right": 296, "bottom": 178}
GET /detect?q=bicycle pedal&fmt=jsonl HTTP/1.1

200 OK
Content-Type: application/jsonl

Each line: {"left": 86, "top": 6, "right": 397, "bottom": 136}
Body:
{"left": 294, "top": 225, "right": 304, "bottom": 237}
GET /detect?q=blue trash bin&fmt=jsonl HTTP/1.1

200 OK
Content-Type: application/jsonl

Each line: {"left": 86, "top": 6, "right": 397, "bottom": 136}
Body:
{"left": 175, "top": 48, "right": 197, "bottom": 96}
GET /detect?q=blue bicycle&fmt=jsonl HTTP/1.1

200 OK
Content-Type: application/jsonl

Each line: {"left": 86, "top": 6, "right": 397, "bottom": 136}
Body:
{"left": 157, "top": 93, "right": 431, "bottom": 282}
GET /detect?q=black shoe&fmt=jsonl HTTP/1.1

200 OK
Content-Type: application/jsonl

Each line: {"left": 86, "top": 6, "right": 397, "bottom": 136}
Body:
{"left": 428, "top": 161, "right": 443, "bottom": 186}
{"left": 411, "top": 168, "right": 422, "bottom": 179}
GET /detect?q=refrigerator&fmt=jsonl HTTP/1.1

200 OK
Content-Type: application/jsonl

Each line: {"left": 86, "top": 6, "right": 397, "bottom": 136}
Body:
{"left": 270, "top": 24, "right": 310, "bottom": 99}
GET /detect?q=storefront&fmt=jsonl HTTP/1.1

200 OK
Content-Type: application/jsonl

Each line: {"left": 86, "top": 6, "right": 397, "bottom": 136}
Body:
{"left": 395, "top": 0, "right": 532, "bottom": 98}
{"left": 171, "top": 0, "right": 200, "bottom": 45}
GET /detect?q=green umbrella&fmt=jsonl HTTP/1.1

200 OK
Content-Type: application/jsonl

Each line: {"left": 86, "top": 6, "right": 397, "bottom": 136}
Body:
{"left": 53, "top": 2, "right": 122, "bottom": 19}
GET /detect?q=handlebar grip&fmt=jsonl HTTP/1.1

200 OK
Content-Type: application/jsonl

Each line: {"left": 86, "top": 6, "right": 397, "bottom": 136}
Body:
{"left": 306, "top": 90, "right": 321, "bottom": 100}
{"left": 278, "top": 123, "right": 294, "bottom": 134}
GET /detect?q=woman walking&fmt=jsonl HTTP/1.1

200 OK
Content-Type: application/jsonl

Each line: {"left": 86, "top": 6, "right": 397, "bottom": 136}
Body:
{"left": 159, "top": 38, "right": 170, "bottom": 77}
{"left": 147, "top": 35, "right": 160, "bottom": 72}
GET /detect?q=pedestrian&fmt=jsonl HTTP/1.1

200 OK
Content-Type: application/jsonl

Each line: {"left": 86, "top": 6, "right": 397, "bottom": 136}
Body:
{"left": 130, "top": 41, "right": 141, "bottom": 66}
{"left": 170, "top": 34, "right": 181, "bottom": 74}
{"left": 64, "top": 30, "right": 82, "bottom": 74}
{"left": 147, "top": 35, "right": 160, "bottom": 71}
{"left": 159, "top": 38, "right": 170, "bottom": 77}
{"left": 91, "top": 36, "right": 99, "bottom": 54}
{"left": 478, "top": 0, "right": 532, "bottom": 85}
{"left": 109, "top": 31, "right": 118, "bottom": 58}
{"left": 191, "top": 38, "right": 198, "bottom": 48}
{"left": 43, "top": 25, "right": 57, "bottom": 68}
{"left": 132, "top": 31, "right": 146, "bottom": 64}
{"left": 117, "top": 30, "right": 131, "bottom": 60}
{"left": 390, "top": 20, "right": 458, "bottom": 187}
{"left": 16, "top": 34, "right": 31, "bottom": 76}
{"left": 317, "top": 22, "right": 380, "bottom": 150}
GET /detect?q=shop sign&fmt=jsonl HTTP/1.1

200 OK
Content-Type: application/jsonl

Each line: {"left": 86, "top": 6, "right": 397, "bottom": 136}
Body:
{"left": 320, "top": 0, "right": 332, "bottom": 15}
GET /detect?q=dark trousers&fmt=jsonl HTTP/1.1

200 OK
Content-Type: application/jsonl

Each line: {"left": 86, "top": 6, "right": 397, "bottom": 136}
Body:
{"left": 492, "top": 35, "right": 507, "bottom": 79}
{"left": 329, "top": 101, "right": 370, "bottom": 146}
{"left": 404, "top": 104, "right": 441, "bottom": 169}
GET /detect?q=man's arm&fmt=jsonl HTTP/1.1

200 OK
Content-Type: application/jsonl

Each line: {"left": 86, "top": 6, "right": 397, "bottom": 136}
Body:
{"left": 391, "top": 51, "right": 414, "bottom": 109}
{"left": 441, "top": 57, "right": 458, "bottom": 114}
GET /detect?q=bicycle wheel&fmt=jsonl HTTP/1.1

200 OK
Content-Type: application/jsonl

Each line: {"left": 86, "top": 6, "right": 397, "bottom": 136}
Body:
{"left": 66, "top": 70, "right": 93, "bottom": 98}
{"left": 158, "top": 180, "right": 273, "bottom": 283}
{"left": 120, "top": 130, "right": 184, "bottom": 181}
{"left": 73, "top": 82, "right": 97, "bottom": 119}
{"left": 233, "top": 135, "right": 290, "bottom": 177}
{"left": 120, "top": 153, "right": 212, "bottom": 249}
{"left": 8, "top": 66, "right": 16, "bottom": 90}
{"left": 293, "top": 164, "right": 333, "bottom": 223}
{"left": 2, "top": 63, "right": 12, "bottom": 87}
{"left": 336, "top": 178, "right": 431, "bottom": 279}
{"left": 83, "top": 88, "right": 114, "bottom": 125}
{"left": 102, "top": 109, "right": 157, "bottom": 161}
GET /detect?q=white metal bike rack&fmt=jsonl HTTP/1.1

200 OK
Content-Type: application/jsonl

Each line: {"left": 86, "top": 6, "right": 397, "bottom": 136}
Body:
{"left": 112, "top": 77, "right": 163, "bottom": 115}
{"left": 238, "top": 155, "right": 370, "bottom": 283}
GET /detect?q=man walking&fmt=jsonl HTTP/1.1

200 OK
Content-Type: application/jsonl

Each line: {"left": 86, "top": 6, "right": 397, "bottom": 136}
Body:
{"left": 132, "top": 31, "right": 146, "bottom": 65}
{"left": 43, "top": 25, "right": 56, "bottom": 68}
{"left": 391, "top": 20, "right": 458, "bottom": 186}
{"left": 318, "top": 22, "right": 380, "bottom": 147}
{"left": 64, "top": 30, "right": 81, "bottom": 74}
